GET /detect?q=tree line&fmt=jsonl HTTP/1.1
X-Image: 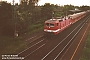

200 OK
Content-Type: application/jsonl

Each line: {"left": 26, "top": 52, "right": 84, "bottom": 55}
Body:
{"left": 0, "top": 0, "right": 90, "bottom": 36}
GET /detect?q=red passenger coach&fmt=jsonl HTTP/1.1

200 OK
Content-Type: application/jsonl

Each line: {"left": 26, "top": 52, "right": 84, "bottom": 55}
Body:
{"left": 44, "top": 11, "right": 86, "bottom": 35}
{"left": 68, "top": 12, "right": 86, "bottom": 24}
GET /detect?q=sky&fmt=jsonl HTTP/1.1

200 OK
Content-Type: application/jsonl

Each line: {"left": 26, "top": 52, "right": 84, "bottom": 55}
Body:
{"left": 1, "top": 0, "right": 90, "bottom": 6}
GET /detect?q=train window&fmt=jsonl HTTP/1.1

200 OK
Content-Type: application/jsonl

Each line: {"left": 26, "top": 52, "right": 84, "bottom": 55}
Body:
{"left": 46, "top": 23, "right": 54, "bottom": 27}
{"left": 50, "top": 24, "right": 54, "bottom": 27}
{"left": 46, "top": 23, "right": 49, "bottom": 26}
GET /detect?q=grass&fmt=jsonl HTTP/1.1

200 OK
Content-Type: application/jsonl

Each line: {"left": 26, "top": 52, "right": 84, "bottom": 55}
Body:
{"left": 0, "top": 36, "right": 27, "bottom": 55}
{"left": 29, "top": 26, "right": 43, "bottom": 34}
{"left": 79, "top": 31, "right": 90, "bottom": 60}
{"left": 0, "top": 23, "right": 43, "bottom": 57}
{"left": 28, "top": 24, "right": 43, "bottom": 31}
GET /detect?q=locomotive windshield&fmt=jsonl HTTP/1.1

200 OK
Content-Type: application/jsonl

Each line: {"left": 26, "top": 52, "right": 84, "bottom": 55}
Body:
{"left": 46, "top": 23, "right": 54, "bottom": 27}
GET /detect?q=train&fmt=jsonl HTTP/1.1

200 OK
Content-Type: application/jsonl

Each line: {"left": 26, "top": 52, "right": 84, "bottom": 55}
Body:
{"left": 44, "top": 11, "right": 86, "bottom": 35}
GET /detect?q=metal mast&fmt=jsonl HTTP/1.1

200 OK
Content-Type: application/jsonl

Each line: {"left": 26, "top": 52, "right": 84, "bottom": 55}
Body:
{"left": 13, "top": 0, "right": 15, "bottom": 37}
{"left": 13, "top": 0, "right": 18, "bottom": 37}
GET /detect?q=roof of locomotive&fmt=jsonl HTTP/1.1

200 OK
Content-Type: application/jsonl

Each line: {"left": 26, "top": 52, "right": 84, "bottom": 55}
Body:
{"left": 45, "top": 18, "right": 63, "bottom": 23}
{"left": 45, "top": 16, "right": 70, "bottom": 23}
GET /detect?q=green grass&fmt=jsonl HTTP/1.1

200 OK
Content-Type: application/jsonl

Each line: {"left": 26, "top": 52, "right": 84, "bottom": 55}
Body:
{"left": 28, "top": 24, "right": 43, "bottom": 31}
{"left": 27, "top": 24, "right": 43, "bottom": 35}
{"left": 0, "top": 23, "right": 43, "bottom": 56}
{"left": 79, "top": 31, "right": 90, "bottom": 60}
{"left": 0, "top": 36, "right": 27, "bottom": 55}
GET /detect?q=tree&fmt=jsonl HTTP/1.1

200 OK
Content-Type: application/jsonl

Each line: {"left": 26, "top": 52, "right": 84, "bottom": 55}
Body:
{"left": 15, "top": 0, "right": 41, "bottom": 35}
{"left": 63, "top": 5, "right": 75, "bottom": 16}
{"left": 80, "top": 5, "right": 90, "bottom": 11}
{"left": 0, "top": 1, "right": 14, "bottom": 36}
{"left": 41, "top": 3, "right": 54, "bottom": 20}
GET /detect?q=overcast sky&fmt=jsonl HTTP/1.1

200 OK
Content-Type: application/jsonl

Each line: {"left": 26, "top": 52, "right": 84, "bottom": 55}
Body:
{"left": 38, "top": 0, "right": 90, "bottom": 6}
{"left": 2, "top": 0, "right": 90, "bottom": 6}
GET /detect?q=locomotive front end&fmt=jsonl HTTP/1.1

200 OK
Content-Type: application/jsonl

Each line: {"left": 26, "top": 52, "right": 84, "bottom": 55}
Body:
{"left": 44, "top": 19, "right": 59, "bottom": 35}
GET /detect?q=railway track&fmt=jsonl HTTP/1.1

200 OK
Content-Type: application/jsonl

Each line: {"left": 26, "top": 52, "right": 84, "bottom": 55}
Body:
{"left": 60, "top": 14, "right": 90, "bottom": 60}
{"left": 41, "top": 15, "right": 90, "bottom": 60}
{"left": 17, "top": 14, "right": 90, "bottom": 60}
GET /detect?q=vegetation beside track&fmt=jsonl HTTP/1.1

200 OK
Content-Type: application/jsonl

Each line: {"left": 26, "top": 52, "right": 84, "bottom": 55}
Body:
{"left": 0, "top": 24, "right": 43, "bottom": 56}
{"left": 0, "top": 36, "right": 27, "bottom": 55}
{"left": 79, "top": 31, "right": 90, "bottom": 60}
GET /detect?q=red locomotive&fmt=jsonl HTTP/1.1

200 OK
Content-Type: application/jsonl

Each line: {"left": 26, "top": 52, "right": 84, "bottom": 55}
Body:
{"left": 44, "top": 11, "right": 86, "bottom": 35}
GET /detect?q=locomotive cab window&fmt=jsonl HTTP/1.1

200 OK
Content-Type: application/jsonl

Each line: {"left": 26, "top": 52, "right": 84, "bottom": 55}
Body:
{"left": 50, "top": 24, "right": 54, "bottom": 27}
{"left": 46, "top": 23, "right": 49, "bottom": 26}
{"left": 46, "top": 23, "right": 54, "bottom": 27}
